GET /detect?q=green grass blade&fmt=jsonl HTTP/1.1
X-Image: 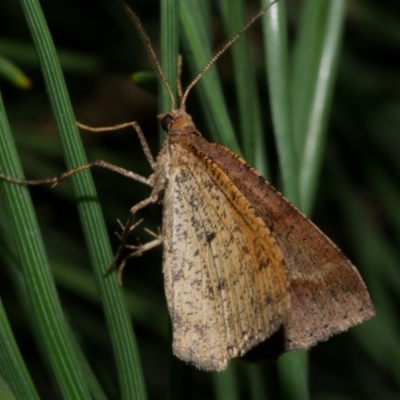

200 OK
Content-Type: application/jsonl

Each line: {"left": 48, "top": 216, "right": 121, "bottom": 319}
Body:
{"left": 179, "top": 0, "right": 242, "bottom": 154}
{"left": 246, "top": 364, "right": 269, "bottom": 400}
{"left": 0, "top": 232, "right": 110, "bottom": 400}
{"left": 0, "top": 91, "right": 91, "bottom": 399}
{"left": 213, "top": 366, "right": 239, "bottom": 400}
{"left": 0, "top": 297, "right": 40, "bottom": 400}
{"left": 217, "top": 0, "right": 269, "bottom": 177}
{"left": 290, "top": 0, "right": 325, "bottom": 152}
{"left": 277, "top": 351, "right": 309, "bottom": 400}
{"left": 299, "top": 0, "right": 347, "bottom": 215}
{"left": 261, "top": 0, "right": 299, "bottom": 206}
{"left": 0, "top": 55, "right": 32, "bottom": 89}
{"left": 70, "top": 329, "right": 109, "bottom": 400}
{"left": 0, "top": 373, "right": 17, "bottom": 400}
{"left": 18, "top": 0, "right": 147, "bottom": 398}
{"left": 160, "top": 0, "right": 178, "bottom": 115}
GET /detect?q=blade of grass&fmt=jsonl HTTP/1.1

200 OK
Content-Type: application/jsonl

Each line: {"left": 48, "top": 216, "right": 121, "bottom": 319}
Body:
{"left": 246, "top": 364, "right": 269, "bottom": 400}
{"left": 299, "top": 0, "right": 347, "bottom": 215}
{"left": 217, "top": 0, "right": 269, "bottom": 177}
{"left": 0, "top": 90, "right": 91, "bottom": 399}
{"left": 290, "top": 0, "right": 325, "bottom": 153}
{"left": 179, "top": 0, "right": 242, "bottom": 154}
{"left": 0, "top": 297, "right": 40, "bottom": 400}
{"left": 70, "top": 327, "right": 109, "bottom": 400}
{"left": 0, "top": 38, "right": 102, "bottom": 74}
{"left": 277, "top": 351, "right": 309, "bottom": 400}
{"left": 19, "top": 0, "right": 147, "bottom": 398}
{"left": 160, "top": 0, "right": 178, "bottom": 115}
{"left": 0, "top": 229, "right": 110, "bottom": 400}
{"left": 261, "top": 0, "right": 299, "bottom": 206}
{"left": 213, "top": 366, "right": 240, "bottom": 400}
{"left": 0, "top": 55, "right": 32, "bottom": 89}
{"left": 0, "top": 224, "right": 60, "bottom": 395}
{"left": 0, "top": 373, "right": 17, "bottom": 400}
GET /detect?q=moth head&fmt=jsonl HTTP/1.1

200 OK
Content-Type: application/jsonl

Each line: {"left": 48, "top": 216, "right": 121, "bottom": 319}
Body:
{"left": 157, "top": 109, "right": 196, "bottom": 135}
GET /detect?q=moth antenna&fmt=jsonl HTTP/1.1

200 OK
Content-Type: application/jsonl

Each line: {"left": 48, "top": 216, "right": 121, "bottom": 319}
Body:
{"left": 180, "top": 0, "right": 281, "bottom": 109}
{"left": 176, "top": 54, "right": 184, "bottom": 106}
{"left": 116, "top": 0, "right": 176, "bottom": 110}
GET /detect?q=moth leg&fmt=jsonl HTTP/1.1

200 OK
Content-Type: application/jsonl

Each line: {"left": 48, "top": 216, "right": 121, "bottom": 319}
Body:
{"left": 114, "top": 220, "right": 162, "bottom": 284}
{"left": 77, "top": 121, "right": 156, "bottom": 170}
{"left": 143, "top": 226, "right": 162, "bottom": 240}
{"left": 125, "top": 238, "right": 162, "bottom": 254}
{"left": 1, "top": 120, "right": 155, "bottom": 187}
{"left": 124, "top": 226, "right": 161, "bottom": 250}
{"left": 0, "top": 160, "right": 151, "bottom": 188}
{"left": 105, "top": 193, "right": 160, "bottom": 285}
{"left": 114, "top": 218, "right": 143, "bottom": 242}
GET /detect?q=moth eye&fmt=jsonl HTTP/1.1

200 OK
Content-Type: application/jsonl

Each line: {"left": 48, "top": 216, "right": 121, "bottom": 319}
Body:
{"left": 160, "top": 114, "right": 174, "bottom": 132}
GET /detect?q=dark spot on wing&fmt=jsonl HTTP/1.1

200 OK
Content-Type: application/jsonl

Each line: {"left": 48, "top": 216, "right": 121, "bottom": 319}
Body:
{"left": 206, "top": 232, "right": 216, "bottom": 243}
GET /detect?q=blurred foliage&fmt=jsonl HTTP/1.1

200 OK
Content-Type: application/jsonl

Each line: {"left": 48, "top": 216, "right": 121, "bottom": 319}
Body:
{"left": 0, "top": 0, "right": 400, "bottom": 399}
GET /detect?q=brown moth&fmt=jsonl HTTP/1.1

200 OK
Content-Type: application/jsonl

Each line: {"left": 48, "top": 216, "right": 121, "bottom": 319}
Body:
{"left": 0, "top": 0, "right": 374, "bottom": 371}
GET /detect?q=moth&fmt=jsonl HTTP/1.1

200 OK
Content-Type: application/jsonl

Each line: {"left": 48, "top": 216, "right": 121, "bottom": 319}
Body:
{"left": 0, "top": 0, "right": 374, "bottom": 371}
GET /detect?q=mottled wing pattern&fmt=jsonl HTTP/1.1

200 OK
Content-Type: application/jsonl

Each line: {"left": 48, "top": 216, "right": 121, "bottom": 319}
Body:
{"left": 162, "top": 144, "right": 289, "bottom": 370}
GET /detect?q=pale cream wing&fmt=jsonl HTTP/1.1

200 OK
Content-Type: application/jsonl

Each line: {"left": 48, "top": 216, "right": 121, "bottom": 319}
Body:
{"left": 162, "top": 145, "right": 289, "bottom": 371}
